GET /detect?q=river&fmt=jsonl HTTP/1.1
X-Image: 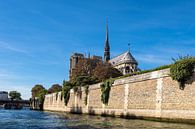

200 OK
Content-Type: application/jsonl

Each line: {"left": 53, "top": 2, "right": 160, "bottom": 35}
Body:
{"left": 0, "top": 108, "right": 195, "bottom": 129}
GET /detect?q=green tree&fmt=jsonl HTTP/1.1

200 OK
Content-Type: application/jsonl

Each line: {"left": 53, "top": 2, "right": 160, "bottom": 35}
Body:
{"left": 61, "top": 80, "right": 74, "bottom": 105}
{"left": 38, "top": 89, "right": 48, "bottom": 110}
{"left": 9, "top": 91, "right": 21, "bottom": 100}
{"left": 93, "top": 62, "right": 122, "bottom": 81}
{"left": 71, "top": 58, "right": 100, "bottom": 80}
{"left": 31, "top": 84, "right": 47, "bottom": 110}
{"left": 31, "top": 84, "right": 46, "bottom": 98}
{"left": 170, "top": 56, "right": 195, "bottom": 89}
{"left": 48, "top": 84, "right": 62, "bottom": 94}
{"left": 72, "top": 75, "right": 98, "bottom": 86}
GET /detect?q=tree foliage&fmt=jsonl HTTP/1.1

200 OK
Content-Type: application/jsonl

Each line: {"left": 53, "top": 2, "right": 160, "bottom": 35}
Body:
{"left": 72, "top": 58, "right": 99, "bottom": 79}
{"left": 170, "top": 57, "right": 195, "bottom": 89}
{"left": 72, "top": 75, "right": 98, "bottom": 86}
{"left": 31, "top": 84, "right": 47, "bottom": 110}
{"left": 31, "top": 84, "right": 46, "bottom": 98}
{"left": 100, "top": 79, "right": 114, "bottom": 105}
{"left": 61, "top": 80, "right": 74, "bottom": 106}
{"left": 84, "top": 85, "right": 89, "bottom": 105}
{"left": 9, "top": 91, "right": 21, "bottom": 100}
{"left": 48, "top": 84, "right": 62, "bottom": 94}
{"left": 94, "top": 62, "right": 122, "bottom": 81}
{"left": 38, "top": 89, "right": 48, "bottom": 110}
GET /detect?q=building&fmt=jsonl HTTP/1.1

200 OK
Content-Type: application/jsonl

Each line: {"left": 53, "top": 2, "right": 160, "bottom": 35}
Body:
{"left": 109, "top": 51, "right": 138, "bottom": 75}
{"left": 104, "top": 21, "right": 139, "bottom": 75}
{"left": 69, "top": 21, "right": 139, "bottom": 79}
{"left": 0, "top": 91, "right": 9, "bottom": 101}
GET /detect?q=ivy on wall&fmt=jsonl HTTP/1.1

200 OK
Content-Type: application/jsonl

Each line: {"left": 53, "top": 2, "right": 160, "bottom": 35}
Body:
{"left": 62, "top": 86, "right": 71, "bottom": 106}
{"left": 56, "top": 92, "right": 58, "bottom": 101}
{"left": 84, "top": 85, "right": 89, "bottom": 105}
{"left": 38, "top": 89, "right": 47, "bottom": 110}
{"left": 170, "top": 57, "right": 195, "bottom": 90}
{"left": 61, "top": 81, "right": 74, "bottom": 106}
{"left": 100, "top": 79, "right": 114, "bottom": 105}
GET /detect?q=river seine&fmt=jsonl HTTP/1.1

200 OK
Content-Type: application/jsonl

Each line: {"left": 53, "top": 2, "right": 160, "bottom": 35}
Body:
{"left": 0, "top": 108, "right": 195, "bottom": 129}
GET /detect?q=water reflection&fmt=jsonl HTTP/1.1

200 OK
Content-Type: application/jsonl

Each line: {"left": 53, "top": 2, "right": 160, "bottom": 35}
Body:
{"left": 0, "top": 108, "right": 195, "bottom": 129}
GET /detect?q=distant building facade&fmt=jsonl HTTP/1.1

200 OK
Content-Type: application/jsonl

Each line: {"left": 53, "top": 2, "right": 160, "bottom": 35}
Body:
{"left": 104, "top": 21, "right": 139, "bottom": 75}
{"left": 69, "top": 21, "right": 139, "bottom": 79}
{"left": 0, "top": 91, "right": 9, "bottom": 101}
{"left": 109, "top": 51, "right": 138, "bottom": 75}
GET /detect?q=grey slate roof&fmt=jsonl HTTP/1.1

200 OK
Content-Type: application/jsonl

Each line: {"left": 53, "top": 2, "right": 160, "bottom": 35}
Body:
{"left": 109, "top": 51, "right": 138, "bottom": 66}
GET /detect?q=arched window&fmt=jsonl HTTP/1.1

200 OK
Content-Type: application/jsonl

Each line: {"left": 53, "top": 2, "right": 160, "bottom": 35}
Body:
{"left": 125, "top": 66, "right": 130, "bottom": 74}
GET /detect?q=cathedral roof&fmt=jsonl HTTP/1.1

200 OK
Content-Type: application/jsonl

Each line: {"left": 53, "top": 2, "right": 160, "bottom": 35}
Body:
{"left": 109, "top": 51, "right": 138, "bottom": 66}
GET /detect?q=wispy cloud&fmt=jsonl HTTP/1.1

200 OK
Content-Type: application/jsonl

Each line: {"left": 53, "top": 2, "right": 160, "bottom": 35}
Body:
{"left": 0, "top": 41, "right": 27, "bottom": 53}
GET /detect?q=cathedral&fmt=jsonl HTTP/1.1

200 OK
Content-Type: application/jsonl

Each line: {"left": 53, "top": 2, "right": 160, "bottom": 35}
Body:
{"left": 69, "top": 22, "right": 139, "bottom": 79}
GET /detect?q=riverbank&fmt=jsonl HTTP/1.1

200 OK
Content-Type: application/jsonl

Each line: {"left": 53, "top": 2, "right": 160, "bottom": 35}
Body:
{"left": 42, "top": 69, "right": 195, "bottom": 124}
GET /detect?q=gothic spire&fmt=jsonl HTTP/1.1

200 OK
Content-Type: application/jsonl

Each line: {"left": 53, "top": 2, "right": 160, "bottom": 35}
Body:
{"left": 104, "top": 19, "right": 110, "bottom": 62}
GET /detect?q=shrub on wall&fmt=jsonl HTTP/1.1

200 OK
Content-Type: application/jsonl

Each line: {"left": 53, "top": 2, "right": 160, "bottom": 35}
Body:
{"left": 61, "top": 80, "right": 74, "bottom": 106}
{"left": 170, "top": 57, "right": 195, "bottom": 90}
{"left": 84, "top": 85, "right": 89, "bottom": 105}
{"left": 38, "top": 89, "right": 47, "bottom": 110}
{"left": 56, "top": 92, "right": 58, "bottom": 101}
{"left": 100, "top": 79, "right": 114, "bottom": 105}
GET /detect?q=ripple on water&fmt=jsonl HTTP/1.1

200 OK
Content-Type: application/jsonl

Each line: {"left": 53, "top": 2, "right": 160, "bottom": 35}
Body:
{"left": 0, "top": 109, "right": 195, "bottom": 129}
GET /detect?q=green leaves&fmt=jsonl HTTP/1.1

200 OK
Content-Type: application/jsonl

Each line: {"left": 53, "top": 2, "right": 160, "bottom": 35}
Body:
{"left": 31, "top": 84, "right": 46, "bottom": 98}
{"left": 84, "top": 85, "right": 89, "bottom": 105}
{"left": 100, "top": 79, "right": 114, "bottom": 105}
{"left": 9, "top": 91, "right": 21, "bottom": 100}
{"left": 31, "top": 84, "right": 47, "bottom": 110}
{"left": 170, "top": 57, "right": 195, "bottom": 89}
{"left": 61, "top": 80, "right": 74, "bottom": 106}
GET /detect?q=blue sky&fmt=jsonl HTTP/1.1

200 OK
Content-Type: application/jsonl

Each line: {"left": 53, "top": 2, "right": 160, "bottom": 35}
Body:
{"left": 0, "top": 0, "right": 195, "bottom": 99}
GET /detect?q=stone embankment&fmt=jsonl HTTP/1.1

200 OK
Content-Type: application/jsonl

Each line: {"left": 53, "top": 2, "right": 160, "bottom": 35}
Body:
{"left": 43, "top": 69, "right": 195, "bottom": 122}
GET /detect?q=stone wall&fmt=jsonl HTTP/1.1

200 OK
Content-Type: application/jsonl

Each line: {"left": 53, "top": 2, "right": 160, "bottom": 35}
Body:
{"left": 43, "top": 69, "right": 195, "bottom": 120}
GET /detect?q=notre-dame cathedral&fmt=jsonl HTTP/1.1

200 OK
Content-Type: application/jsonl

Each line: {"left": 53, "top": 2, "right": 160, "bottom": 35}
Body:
{"left": 69, "top": 22, "right": 139, "bottom": 79}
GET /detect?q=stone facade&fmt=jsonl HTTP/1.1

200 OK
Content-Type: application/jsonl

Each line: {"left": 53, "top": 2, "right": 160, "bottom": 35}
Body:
{"left": 43, "top": 68, "right": 195, "bottom": 121}
{"left": 109, "top": 51, "right": 139, "bottom": 75}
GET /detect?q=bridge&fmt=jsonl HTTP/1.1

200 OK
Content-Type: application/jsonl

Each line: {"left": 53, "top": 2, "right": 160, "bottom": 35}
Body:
{"left": 0, "top": 100, "right": 30, "bottom": 107}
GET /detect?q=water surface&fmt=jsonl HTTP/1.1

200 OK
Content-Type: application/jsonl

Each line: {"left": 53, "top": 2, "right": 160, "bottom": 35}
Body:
{"left": 0, "top": 108, "right": 195, "bottom": 129}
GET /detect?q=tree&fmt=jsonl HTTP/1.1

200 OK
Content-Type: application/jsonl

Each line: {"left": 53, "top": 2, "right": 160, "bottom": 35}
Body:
{"left": 9, "top": 91, "right": 21, "bottom": 100}
{"left": 31, "top": 84, "right": 46, "bottom": 98}
{"left": 72, "top": 75, "right": 98, "bottom": 86}
{"left": 48, "top": 84, "right": 62, "bottom": 94}
{"left": 38, "top": 89, "right": 48, "bottom": 110}
{"left": 71, "top": 58, "right": 100, "bottom": 80}
{"left": 31, "top": 84, "right": 47, "bottom": 110}
{"left": 93, "top": 62, "right": 122, "bottom": 81}
{"left": 61, "top": 80, "right": 75, "bottom": 105}
{"left": 170, "top": 56, "right": 195, "bottom": 89}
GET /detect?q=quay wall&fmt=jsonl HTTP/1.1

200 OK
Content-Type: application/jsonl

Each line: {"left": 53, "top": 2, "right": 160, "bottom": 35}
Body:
{"left": 43, "top": 69, "right": 195, "bottom": 120}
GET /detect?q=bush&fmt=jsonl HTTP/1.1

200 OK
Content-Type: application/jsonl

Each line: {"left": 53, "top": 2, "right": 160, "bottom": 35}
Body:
{"left": 170, "top": 57, "right": 195, "bottom": 89}
{"left": 38, "top": 89, "right": 47, "bottom": 110}
{"left": 84, "top": 85, "right": 89, "bottom": 105}
{"left": 61, "top": 80, "right": 74, "bottom": 106}
{"left": 48, "top": 84, "right": 62, "bottom": 94}
{"left": 94, "top": 62, "right": 122, "bottom": 81}
{"left": 31, "top": 84, "right": 45, "bottom": 98}
{"left": 100, "top": 79, "right": 114, "bottom": 105}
